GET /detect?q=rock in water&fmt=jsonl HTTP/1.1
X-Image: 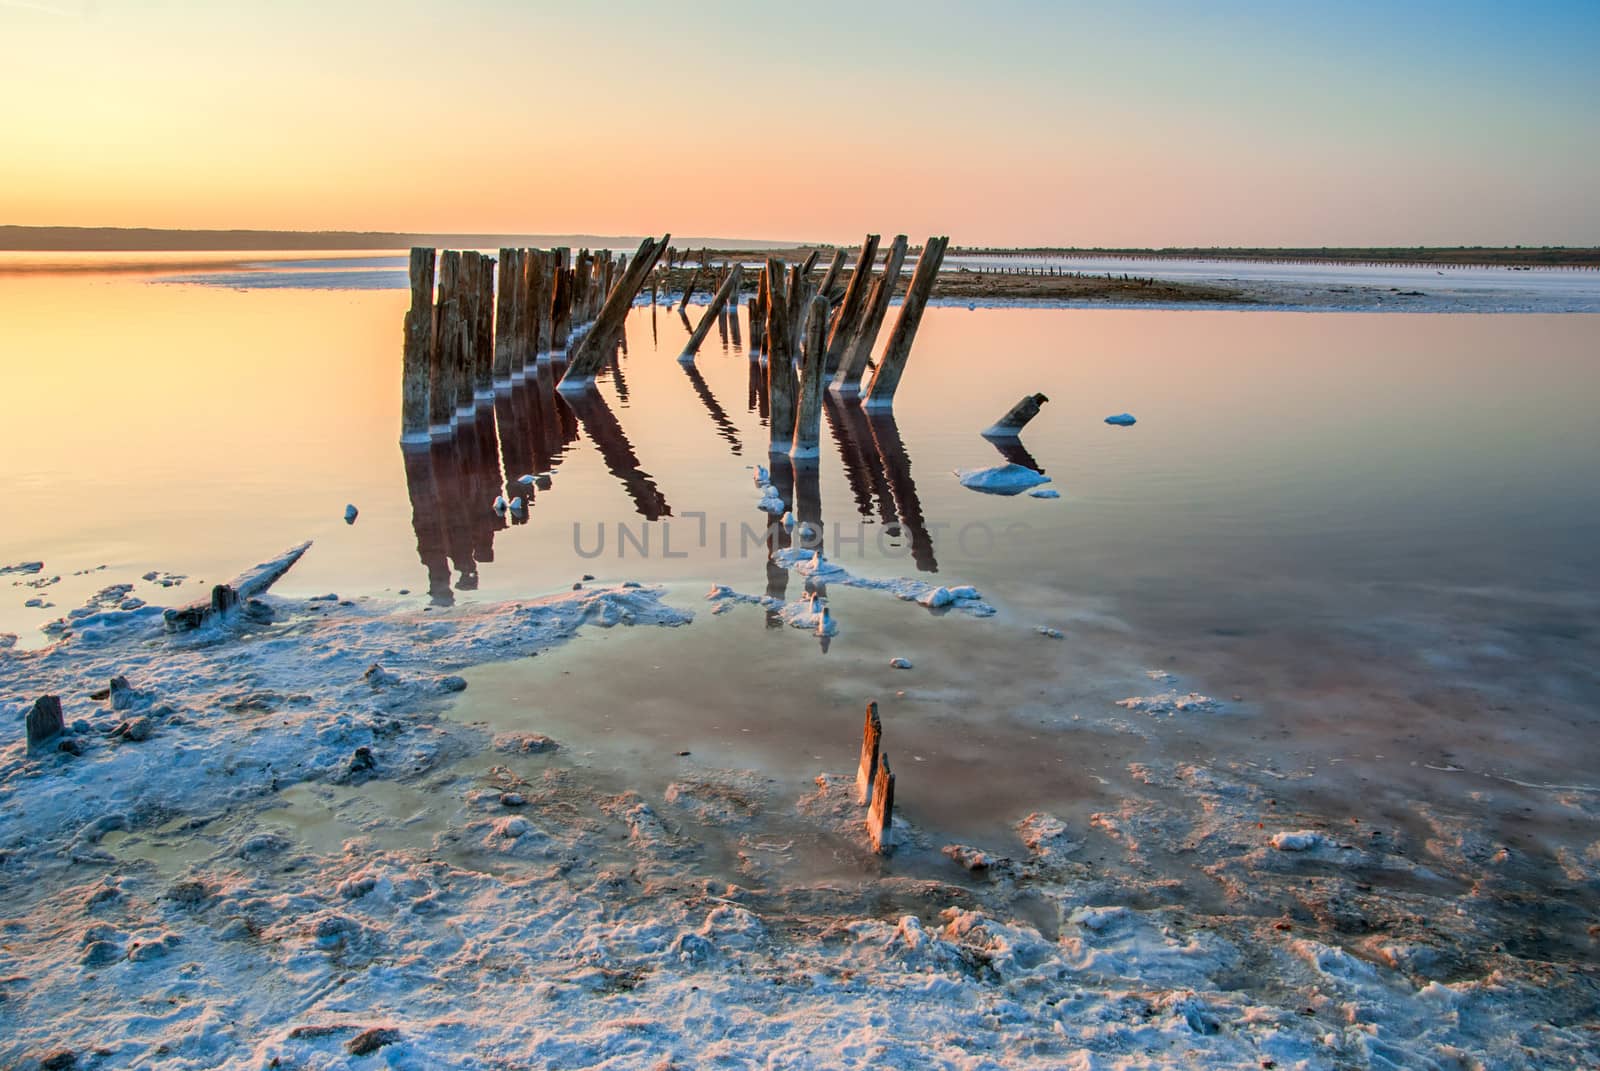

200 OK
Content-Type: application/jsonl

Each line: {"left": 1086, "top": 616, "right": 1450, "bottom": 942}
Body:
{"left": 889, "top": 657, "right": 913, "bottom": 670}
{"left": 26, "top": 695, "right": 64, "bottom": 750}
{"left": 344, "top": 504, "right": 359, "bottom": 524}
{"left": 1104, "top": 412, "right": 1137, "bottom": 426}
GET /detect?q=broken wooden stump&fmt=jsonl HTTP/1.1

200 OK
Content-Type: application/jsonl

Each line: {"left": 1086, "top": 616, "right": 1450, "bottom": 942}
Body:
{"left": 26, "top": 695, "right": 64, "bottom": 751}
{"left": 815, "top": 247, "right": 846, "bottom": 302}
{"left": 981, "top": 392, "right": 1050, "bottom": 439}
{"left": 855, "top": 700, "right": 882, "bottom": 805}
{"left": 864, "top": 235, "right": 948, "bottom": 409}
{"left": 834, "top": 235, "right": 907, "bottom": 396}
{"left": 867, "top": 752, "right": 895, "bottom": 854}
{"left": 401, "top": 247, "right": 435, "bottom": 444}
{"left": 792, "top": 294, "right": 829, "bottom": 459}
{"left": 823, "top": 234, "right": 880, "bottom": 378}
{"left": 679, "top": 263, "right": 743, "bottom": 364}
{"left": 163, "top": 542, "right": 312, "bottom": 632}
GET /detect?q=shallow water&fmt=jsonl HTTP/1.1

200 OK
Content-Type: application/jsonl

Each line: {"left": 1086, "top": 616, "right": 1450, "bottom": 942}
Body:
{"left": 3, "top": 258, "right": 1598, "bottom": 866}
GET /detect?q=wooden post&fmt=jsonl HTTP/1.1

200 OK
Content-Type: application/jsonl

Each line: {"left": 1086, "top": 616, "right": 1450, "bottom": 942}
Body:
{"left": 745, "top": 296, "right": 761, "bottom": 358}
{"left": 26, "top": 694, "right": 64, "bottom": 751}
{"left": 981, "top": 391, "right": 1049, "bottom": 439}
{"left": 855, "top": 700, "right": 881, "bottom": 804}
{"left": 470, "top": 251, "right": 496, "bottom": 403}
{"left": 823, "top": 234, "right": 880, "bottom": 378}
{"left": 764, "top": 259, "right": 796, "bottom": 452}
{"left": 430, "top": 251, "right": 461, "bottom": 434}
{"left": 867, "top": 753, "right": 895, "bottom": 853}
{"left": 550, "top": 266, "right": 573, "bottom": 352}
{"left": 865, "top": 236, "right": 948, "bottom": 409}
{"left": 752, "top": 266, "right": 770, "bottom": 356}
{"left": 833, "top": 235, "right": 907, "bottom": 395}
{"left": 679, "top": 264, "right": 744, "bottom": 364}
{"left": 815, "top": 248, "right": 846, "bottom": 301}
{"left": 494, "top": 248, "right": 518, "bottom": 385}
{"left": 402, "top": 247, "right": 435, "bottom": 443}
{"left": 536, "top": 252, "right": 555, "bottom": 356}
{"left": 678, "top": 262, "right": 703, "bottom": 314}
{"left": 792, "top": 293, "right": 829, "bottom": 459}
{"left": 561, "top": 234, "right": 670, "bottom": 387}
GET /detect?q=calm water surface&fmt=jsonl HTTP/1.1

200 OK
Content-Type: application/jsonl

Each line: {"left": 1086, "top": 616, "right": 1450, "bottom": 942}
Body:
{"left": 2, "top": 258, "right": 1597, "bottom": 851}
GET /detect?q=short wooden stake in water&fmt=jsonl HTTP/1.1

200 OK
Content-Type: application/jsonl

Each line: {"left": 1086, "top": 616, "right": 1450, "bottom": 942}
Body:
{"left": 26, "top": 694, "right": 64, "bottom": 750}
{"left": 981, "top": 391, "right": 1050, "bottom": 439}
{"left": 867, "top": 753, "right": 895, "bottom": 853}
{"left": 792, "top": 293, "right": 829, "bottom": 459}
{"left": 855, "top": 700, "right": 882, "bottom": 805}
{"left": 679, "top": 263, "right": 744, "bottom": 364}
{"left": 865, "top": 235, "right": 949, "bottom": 409}
{"left": 401, "top": 247, "right": 435, "bottom": 443}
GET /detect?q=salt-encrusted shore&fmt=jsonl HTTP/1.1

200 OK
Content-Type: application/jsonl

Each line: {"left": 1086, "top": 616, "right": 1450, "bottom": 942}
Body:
{"left": 2, "top": 565, "right": 1597, "bottom": 1069}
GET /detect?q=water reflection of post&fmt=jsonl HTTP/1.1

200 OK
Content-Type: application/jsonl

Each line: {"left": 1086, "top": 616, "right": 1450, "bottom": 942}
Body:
{"left": 494, "top": 385, "right": 535, "bottom": 521}
{"left": 461, "top": 406, "right": 505, "bottom": 565}
{"left": 728, "top": 300, "right": 742, "bottom": 349}
{"left": 680, "top": 362, "right": 743, "bottom": 455}
{"left": 866, "top": 411, "right": 938, "bottom": 573}
{"left": 763, "top": 456, "right": 795, "bottom": 628}
{"left": 988, "top": 436, "right": 1046, "bottom": 474}
{"left": 824, "top": 392, "right": 896, "bottom": 525}
{"left": 565, "top": 388, "right": 672, "bottom": 520}
{"left": 401, "top": 445, "right": 454, "bottom": 606}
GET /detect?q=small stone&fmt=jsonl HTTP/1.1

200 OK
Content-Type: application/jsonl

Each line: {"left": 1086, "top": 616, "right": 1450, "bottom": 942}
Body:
{"left": 344, "top": 504, "right": 359, "bottom": 523}
{"left": 889, "top": 657, "right": 913, "bottom": 670}
{"left": 39, "top": 1050, "right": 77, "bottom": 1070}
{"left": 499, "top": 816, "right": 529, "bottom": 838}
{"left": 108, "top": 675, "right": 135, "bottom": 711}
{"left": 57, "top": 738, "right": 82, "bottom": 757}
{"left": 348, "top": 746, "right": 376, "bottom": 774}
{"left": 80, "top": 941, "right": 120, "bottom": 967}
{"left": 346, "top": 1028, "right": 401, "bottom": 1057}
{"left": 1036, "top": 626, "right": 1064, "bottom": 640}
{"left": 117, "top": 717, "right": 153, "bottom": 742}
{"left": 363, "top": 663, "right": 400, "bottom": 689}
{"left": 499, "top": 792, "right": 525, "bottom": 807}
{"left": 676, "top": 750, "right": 691, "bottom": 757}
{"left": 26, "top": 695, "right": 64, "bottom": 750}
{"left": 437, "top": 676, "right": 468, "bottom": 694}
{"left": 582, "top": 574, "right": 595, "bottom": 581}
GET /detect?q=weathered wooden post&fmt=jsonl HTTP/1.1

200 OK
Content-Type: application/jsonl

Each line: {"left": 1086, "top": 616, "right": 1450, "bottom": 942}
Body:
{"left": 786, "top": 263, "right": 808, "bottom": 356}
{"left": 430, "top": 251, "right": 462, "bottom": 434}
{"left": 865, "top": 235, "right": 948, "bottom": 409}
{"left": 550, "top": 266, "right": 574, "bottom": 352}
{"left": 792, "top": 294, "right": 829, "bottom": 459}
{"left": 536, "top": 252, "right": 556, "bottom": 356}
{"left": 981, "top": 392, "right": 1049, "bottom": 439}
{"left": 745, "top": 296, "right": 761, "bottom": 358}
{"left": 823, "top": 234, "right": 880, "bottom": 377}
{"left": 816, "top": 248, "right": 846, "bottom": 300}
{"left": 26, "top": 694, "right": 64, "bottom": 751}
{"left": 469, "top": 251, "right": 496, "bottom": 404}
{"left": 867, "top": 753, "right": 895, "bottom": 853}
{"left": 752, "top": 266, "right": 770, "bottom": 356}
{"left": 494, "top": 248, "right": 518, "bottom": 386}
{"left": 764, "top": 259, "right": 796, "bottom": 451}
{"left": 678, "top": 261, "right": 703, "bottom": 313}
{"left": 402, "top": 247, "right": 435, "bottom": 444}
{"left": 679, "top": 263, "right": 744, "bottom": 364}
{"left": 855, "top": 700, "right": 881, "bottom": 804}
{"left": 561, "top": 234, "right": 670, "bottom": 388}
{"left": 834, "top": 235, "right": 907, "bottom": 395}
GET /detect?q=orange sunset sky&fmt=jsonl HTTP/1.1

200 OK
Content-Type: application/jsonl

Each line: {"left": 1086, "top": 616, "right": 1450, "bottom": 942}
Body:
{"left": 2, "top": 0, "right": 1597, "bottom": 247}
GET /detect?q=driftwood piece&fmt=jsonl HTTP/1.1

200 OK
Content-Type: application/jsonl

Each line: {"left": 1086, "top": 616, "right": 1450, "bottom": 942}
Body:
{"left": 823, "top": 234, "right": 880, "bottom": 377}
{"left": 865, "top": 236, "right": 949, "bottom": 409}
{"left": 792, "top": 294, "right": 829, "bottom": 459}
{"left": 679, "top": 264, "right": 743, "bottom": 364}
{"left": 855, "top": 700, "right": 882, "bottom": 805}
{"left": 764, "top": 259, "right": 796, "bottom": 452}
{"left": 26, "top": 695, "right": 64, "bottom": 751}
{"left": 401, "top": 247, "right": 435, "bottom": 443}
{"left": 981, "top": 392, "right": 1050, "bottom": 439}
{"left": 834, "top": 235, "right": 908, "bottom": 395}
{"left": 867, "top": 752, "right": 895, "bottom": 853}
{"left": 163, "top": 542, "right": 312, "bottom": 632}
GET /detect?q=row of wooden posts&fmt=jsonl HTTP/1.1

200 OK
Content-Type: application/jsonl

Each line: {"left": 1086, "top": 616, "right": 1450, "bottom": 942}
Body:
{"left": 400, "top": 233, "right": 949, "bottom": 455}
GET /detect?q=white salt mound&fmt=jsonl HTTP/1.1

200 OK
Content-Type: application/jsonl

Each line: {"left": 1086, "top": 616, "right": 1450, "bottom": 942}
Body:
{"left": 1116, "top": 692, "right": 1220, "bottom": 716}
{"left": 1271, "top": 830, "right": 1324, "bottom": 851}
{"left": 1105, "top": 412, "right": 1137, "bottom": 426}
{"left": 955, "top": 463, "right": 1052, "bottom": 495}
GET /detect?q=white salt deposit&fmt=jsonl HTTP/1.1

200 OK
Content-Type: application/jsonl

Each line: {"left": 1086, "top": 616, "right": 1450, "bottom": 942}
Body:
{"left": 1116, "top": 691, "right": 1221, "bottom": 716}
{"left": 955, "top": 463, "right": 1052, "bottom": 494}
{"left": 1105, "top": 412, "right": 1137, "bottom": 426}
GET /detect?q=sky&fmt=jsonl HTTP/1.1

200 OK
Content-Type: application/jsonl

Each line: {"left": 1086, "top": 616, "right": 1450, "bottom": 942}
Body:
{"left": 2, "top": 0, "right": 1597, "bottom": 247}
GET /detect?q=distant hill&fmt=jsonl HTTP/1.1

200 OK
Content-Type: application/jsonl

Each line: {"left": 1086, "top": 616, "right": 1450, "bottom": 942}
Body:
{"left": 0, "top": 226, "right": 805, "bottom": 252}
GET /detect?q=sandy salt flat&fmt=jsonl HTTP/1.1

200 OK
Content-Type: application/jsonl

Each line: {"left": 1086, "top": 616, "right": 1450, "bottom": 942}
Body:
{"left": 3, "top": 558, "right": 1598, "bottom": 1070}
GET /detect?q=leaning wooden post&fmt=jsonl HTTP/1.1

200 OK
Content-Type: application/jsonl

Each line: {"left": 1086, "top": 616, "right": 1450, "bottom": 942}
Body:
{"left": 981, "top": 391, "right": 1049, "bottom": 439}
{"left": 865, "top": 235, "right": 948, "bottom": 409}
{"left": 867, "top": 753, "right": 895, "bottom": 853}
{"left": 561, "top": 234, "right": 670, "bottom": 387}
{"left": 791, "top": 293, "right": 829, "bottom": 459}
{"left": 823, "top": 234, "right": 880, "bottom": 377}
{"left": 764, "top": 259, "right": 796, "bottom": 452}
{"left": 431, "top": 251, "right": 464, "bottom": 430}
{"left": 786, "top": 263, "right": 807, "bottom": 356}
{"left": 679, "top": 264, "right": 743, "bottom": 364}
{"left": 855, "top": 700, "right": 882, "bottom": 804}
{"left": 401, "top": 247, "right": 435, "bottom": 444}
{"left": 678, "top": 262, "right": 703, "bottom": 314}
{"left": 833, "top": 235, "right": 907, "bottom": 396}
{"left": 815, "top": 248, "right": 846, "bottom": 300}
